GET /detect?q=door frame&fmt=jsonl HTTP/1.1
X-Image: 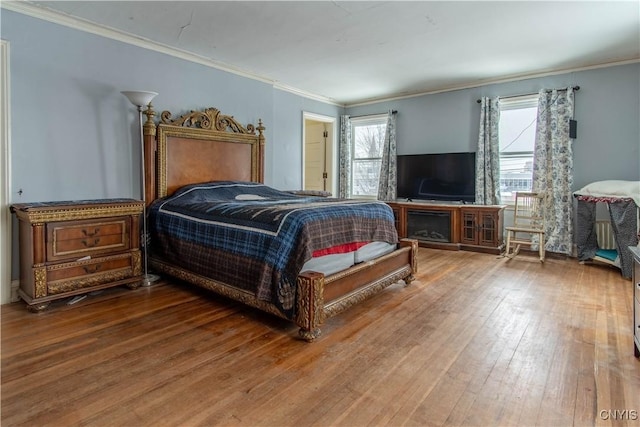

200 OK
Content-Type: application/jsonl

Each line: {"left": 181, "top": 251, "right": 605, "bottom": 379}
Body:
{"left": 302, "top": 112, "right": 337, "bottom": 196}
{"left": 1, "top": 40, "right": 12, "bottom": 304}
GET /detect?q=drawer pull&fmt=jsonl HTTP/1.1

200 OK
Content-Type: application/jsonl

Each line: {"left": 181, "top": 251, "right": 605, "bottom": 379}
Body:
{"left": 82, "top": 228, "right": 100, "bottom": 237}
{"left": 81, "top": 238, "right": 101, "bottom": 248}
{"left": 82, "top": 264, "right": 102, "bottom": 274}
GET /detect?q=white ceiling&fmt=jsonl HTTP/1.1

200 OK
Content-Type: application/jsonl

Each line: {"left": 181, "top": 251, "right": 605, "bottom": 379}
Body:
{"left": 26, "top": 1, "right": 640, "bottom": 105}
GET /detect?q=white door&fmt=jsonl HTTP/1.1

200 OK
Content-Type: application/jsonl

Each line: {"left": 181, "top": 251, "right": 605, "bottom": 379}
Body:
{"left": 303, "top": 113, "right": 336, "bottom": 195}
{"left": 304, "top": 121, "right": 327, "bottom": 192}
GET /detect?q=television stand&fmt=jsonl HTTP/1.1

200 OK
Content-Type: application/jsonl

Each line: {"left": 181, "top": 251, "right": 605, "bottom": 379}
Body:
{"left": 387, "top": 201, "right": 506, "bottom": 254}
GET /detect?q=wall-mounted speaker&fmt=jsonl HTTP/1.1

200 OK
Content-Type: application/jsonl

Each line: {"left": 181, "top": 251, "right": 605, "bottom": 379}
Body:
{"left": 569, "top": 119, "right": 577, "bottom": 139}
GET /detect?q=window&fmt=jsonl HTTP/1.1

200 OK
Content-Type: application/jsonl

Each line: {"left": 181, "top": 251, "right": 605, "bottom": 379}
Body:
{"left": 499, "top": 95, "right": 539, "bottom": 204}
{"left": 350, "top": 115, "right": 387, "bottom": 198}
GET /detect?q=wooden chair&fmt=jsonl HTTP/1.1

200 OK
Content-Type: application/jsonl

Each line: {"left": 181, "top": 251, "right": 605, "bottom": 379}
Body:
{"left": 504, "top": 191, "right": 546, "bottom": 262}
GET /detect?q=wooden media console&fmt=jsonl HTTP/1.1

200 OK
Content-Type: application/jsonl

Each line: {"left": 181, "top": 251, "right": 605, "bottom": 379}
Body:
{"left": 387, "top": 201, "right": 506, "bottom": 254}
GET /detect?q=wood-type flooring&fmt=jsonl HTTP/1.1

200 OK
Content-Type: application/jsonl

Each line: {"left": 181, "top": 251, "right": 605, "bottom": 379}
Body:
{"left": 2, "top": 248, "right": 639, "bottom": 426}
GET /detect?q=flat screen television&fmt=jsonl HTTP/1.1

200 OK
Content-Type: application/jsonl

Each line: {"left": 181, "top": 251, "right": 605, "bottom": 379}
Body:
{"left": 397, "top": 152, "right": 476, "bottom": 202}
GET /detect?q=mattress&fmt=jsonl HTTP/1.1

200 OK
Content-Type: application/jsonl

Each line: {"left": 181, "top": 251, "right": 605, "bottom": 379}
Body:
{"left": 149, "top": 181, "right": 399, "bottom": 318}
{"left": 301, "top": 241, "right": 397, "bottom": 276}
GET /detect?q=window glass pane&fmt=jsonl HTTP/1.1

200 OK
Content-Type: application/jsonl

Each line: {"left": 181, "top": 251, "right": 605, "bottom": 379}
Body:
{"left": 499, "top": 107, "right": 537, "bottom": 153}
{"left": 349, "top": 117, "right": 386, "bottom": 198}
{"left": 352, "top": 159, "right": 381, "bottom": 196}
{"left": 499, "top": 98, "right": 537, "bottom": 204}
{"left": 500, "top": 154, "right": 533, "bottom": 203}
{"left": 353, "top": 124, "right": 385, "bottom": 159}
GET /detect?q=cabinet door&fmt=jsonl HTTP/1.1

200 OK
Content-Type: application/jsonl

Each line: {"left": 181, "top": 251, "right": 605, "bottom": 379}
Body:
{"left": 478, "top": 211, "right": 498, "bottom": 247}
{"left": 460, "top": 210, "right": 478, "bottom": 245}
{"left": 634, "top": 257, "right": 640, "bottom": 302}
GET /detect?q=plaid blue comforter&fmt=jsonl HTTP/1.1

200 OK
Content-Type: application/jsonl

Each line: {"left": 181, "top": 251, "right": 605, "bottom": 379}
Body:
{"left": 148, "top": 181, "right": 398, "bottom": 318}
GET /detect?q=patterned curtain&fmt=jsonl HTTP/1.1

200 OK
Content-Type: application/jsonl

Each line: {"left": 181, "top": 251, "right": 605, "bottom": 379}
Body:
{"left": 608, "top": 200, "right": 639, "bottom": 279}
{"left": 338, "top": 115, "right": 352, "bottom": 198}
{"left": 475, "top": 97, "right": 501, "bottom": 205}
{"left": 377, "top": 111, "right": 397, "bottom": 201}
{"left": 532, "top": 87, "right": 575, "bottom": 255}
{"left": 575, "top": 199, "right": 597, "bottom": 261}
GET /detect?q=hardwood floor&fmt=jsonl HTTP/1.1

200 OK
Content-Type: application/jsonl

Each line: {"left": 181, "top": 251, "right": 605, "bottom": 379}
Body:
{"left": 2, "top": 248, "right": 639, "bottom": 426}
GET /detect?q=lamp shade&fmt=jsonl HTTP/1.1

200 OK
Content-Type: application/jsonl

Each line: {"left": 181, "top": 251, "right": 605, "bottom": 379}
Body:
{"left": 121, "top": 90, "right": 158, "bottom": 107}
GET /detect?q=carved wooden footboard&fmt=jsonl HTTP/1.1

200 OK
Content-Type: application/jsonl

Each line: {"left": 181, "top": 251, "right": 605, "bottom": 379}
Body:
{"left": 150, "top": 238, "right": 417, "bottom": 341}
{"left": 296, "top": 238, "right": 417, "bottom": 341}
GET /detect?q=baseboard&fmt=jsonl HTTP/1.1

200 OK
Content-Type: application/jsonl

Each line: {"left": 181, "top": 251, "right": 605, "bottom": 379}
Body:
{"left": 10, "top": 280, "right": 20, "bottom": 303}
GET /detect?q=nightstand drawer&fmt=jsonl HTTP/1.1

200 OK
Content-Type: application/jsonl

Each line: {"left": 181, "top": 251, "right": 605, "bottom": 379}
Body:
{"left": 47, "top": 253, "right": 136, "bottom": 295}
{"left": 636, "top": 296, "right": 640, "bottom": 344}
{"left": 47, "top": 217, "right": 131, "bottom": 261}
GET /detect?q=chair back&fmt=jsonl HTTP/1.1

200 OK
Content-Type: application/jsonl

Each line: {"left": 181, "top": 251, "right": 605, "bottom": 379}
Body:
{"left": 513, "top": 192, "right": 544, "bottom": 229}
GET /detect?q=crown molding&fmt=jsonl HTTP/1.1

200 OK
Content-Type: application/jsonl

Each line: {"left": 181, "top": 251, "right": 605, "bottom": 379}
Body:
{"left": 1, "top": 1, "right": 269, "bottom": 83}
{"left": 345, "top": 58, "right": 640, "bottom": 108}
{"left": 1, "top": 1, "right": 342, "bottom": 106}
{"left": 273, "top": 82, "right": 342, "bottom": 107}
{"left": 4, "top": 1, "right": 637, "bottom": 109}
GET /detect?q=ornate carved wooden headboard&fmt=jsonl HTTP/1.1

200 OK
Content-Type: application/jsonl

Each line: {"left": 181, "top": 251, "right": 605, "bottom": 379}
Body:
{"left": 142, "top": 105, "right": 265, "bottom": 205}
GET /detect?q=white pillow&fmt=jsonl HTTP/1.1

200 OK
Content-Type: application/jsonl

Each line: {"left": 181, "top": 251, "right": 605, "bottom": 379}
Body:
{"left": 235, "top": 194, "right": 267, "bottom": 200}
{"left": 575, "top": 180, "right": 640, "bottom": 206}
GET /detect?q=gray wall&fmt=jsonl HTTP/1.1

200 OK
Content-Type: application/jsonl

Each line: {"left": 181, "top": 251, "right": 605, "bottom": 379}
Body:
{"left": 272, "top": 89, "right": 342, "bottom": 190}
{"left": 346, "top": 64, "right": 639, "bottom": 253}
{"left": 346, "top": 63, "right": 640, "bottom": 191}
{"left": 3, "top": 9, "right": 343, "bottom": 202}
{"left": 2, "top": 10, "right": 342, "bottom": 283}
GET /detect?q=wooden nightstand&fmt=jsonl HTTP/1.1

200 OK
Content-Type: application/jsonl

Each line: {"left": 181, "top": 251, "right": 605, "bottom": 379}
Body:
{"left": 10, "top": 199, "right": 145, "bottom": 311}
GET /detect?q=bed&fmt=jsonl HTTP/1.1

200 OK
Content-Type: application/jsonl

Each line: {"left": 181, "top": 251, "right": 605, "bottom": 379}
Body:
{"left": 141, "top": 105, "right": 418, "bottom": 341}
{"left": 574, "top": 180, "right": 640, "bottom": 279}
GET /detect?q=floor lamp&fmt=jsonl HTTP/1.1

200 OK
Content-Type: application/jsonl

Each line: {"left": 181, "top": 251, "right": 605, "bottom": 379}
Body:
{"left": 121, "top": 90, "right": 160, "bottom": 286}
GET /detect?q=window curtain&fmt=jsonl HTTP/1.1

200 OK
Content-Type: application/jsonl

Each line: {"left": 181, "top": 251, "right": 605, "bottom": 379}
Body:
{"left": 377, "top": 111, "right": 397, "bottom": 201}
{"left": 575, "top": 199, "right": 598, "bottom": 261}
{"left": 338, "top": 115, "right": 352, "bottom": 198}
{"left": 475, "top": 97, "right": 501, "bottom": 205}
{"left": 608, "top": 200, "right": 639, "bottom": 279}
{"left": 532, "top": 87, "right": 575, "bottom": 255}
